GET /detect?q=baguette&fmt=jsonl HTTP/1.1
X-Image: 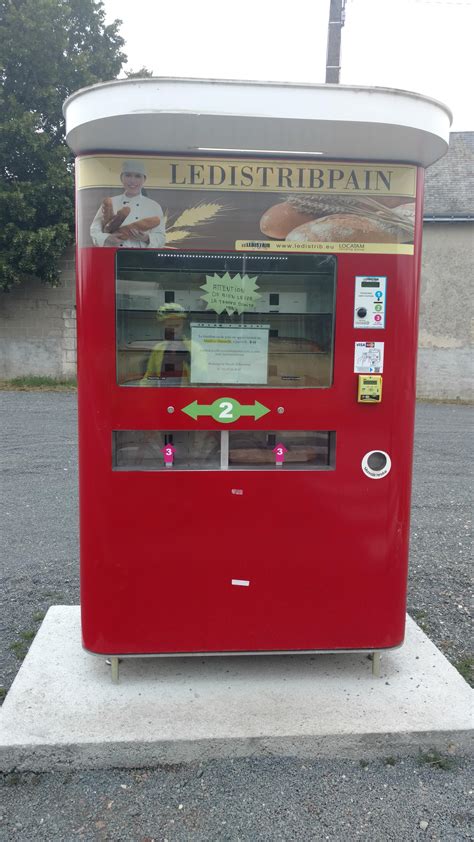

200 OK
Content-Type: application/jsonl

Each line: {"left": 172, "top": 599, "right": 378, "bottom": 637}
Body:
{"left": 101, "top": 197, "right": 114, "bottom": 226}
{"left": 115, "top": 215, "right": 161, "bottom": 240}
{"left": 102, "top": 199, "right": 131, "bottom": 233}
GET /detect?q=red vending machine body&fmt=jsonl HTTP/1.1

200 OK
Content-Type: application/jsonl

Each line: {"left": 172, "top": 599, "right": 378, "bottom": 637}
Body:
{"left": 64, "top": 79, "right": 451, "bottom": 658}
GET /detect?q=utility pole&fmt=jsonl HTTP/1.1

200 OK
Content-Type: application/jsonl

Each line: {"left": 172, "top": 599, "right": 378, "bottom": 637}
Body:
{"left": 325, "top": 0, "right": 346, "bottom": 83}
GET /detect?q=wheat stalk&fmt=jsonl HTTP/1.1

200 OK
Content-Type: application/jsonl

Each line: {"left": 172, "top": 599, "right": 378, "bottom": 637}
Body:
{"left": 170, "top": 203, "right": 223, "bottom": 229}
{"left": 165, "top": 229, "right": 193, "bottom": 243}
{"left": 288, "top": 195, "right": 414, "bottom": 233}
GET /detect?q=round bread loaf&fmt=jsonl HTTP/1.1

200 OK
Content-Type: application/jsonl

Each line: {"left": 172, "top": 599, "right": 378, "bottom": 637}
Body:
{"left": 260, "top": 201, "right": 315, "bottom": 238}
{"left": 287, "top": 213, "right": 403, "bottom": 244}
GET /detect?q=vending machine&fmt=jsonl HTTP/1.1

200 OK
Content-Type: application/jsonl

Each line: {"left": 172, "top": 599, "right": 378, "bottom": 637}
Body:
{"left": 63, "top": 79, "right": 451, "bottom": 680}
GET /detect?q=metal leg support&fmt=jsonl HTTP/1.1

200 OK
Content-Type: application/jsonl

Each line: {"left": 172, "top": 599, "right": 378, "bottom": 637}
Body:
{"left": 110, "top": 656, "right": 120, "bottom": 684}
{"left": 372, "top": 651, "right": 381, "bottom": 678}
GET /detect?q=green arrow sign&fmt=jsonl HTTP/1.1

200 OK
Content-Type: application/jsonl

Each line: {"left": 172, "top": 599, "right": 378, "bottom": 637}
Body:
{"left": 182, "top": 397, "right": 270, "bottom": 424}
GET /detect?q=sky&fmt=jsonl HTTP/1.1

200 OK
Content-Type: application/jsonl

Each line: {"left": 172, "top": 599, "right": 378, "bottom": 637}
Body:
{"left": 103, "top": 0, "right": 474, "bottom": 131}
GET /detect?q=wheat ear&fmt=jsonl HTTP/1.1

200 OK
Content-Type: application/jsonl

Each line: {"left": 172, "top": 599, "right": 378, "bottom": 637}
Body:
{"left": 165, "top": 229, "right": 193, "bottom": 243}
{"left": 288, "top": 195, "right": 413, "bottom": 233}
{"left": 171, "top": 203, "right": 223, "bottom": 229}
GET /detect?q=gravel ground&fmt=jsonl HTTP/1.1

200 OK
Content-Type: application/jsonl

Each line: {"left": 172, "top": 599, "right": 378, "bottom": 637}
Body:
{"left": 407, "top": 403, "right": 472, "bottom": 677}
{"left": 1, "top": 755, "right": 472, "bottom": 841}
{"left": 0, "top": 392, "right": 472, "bottom": 840}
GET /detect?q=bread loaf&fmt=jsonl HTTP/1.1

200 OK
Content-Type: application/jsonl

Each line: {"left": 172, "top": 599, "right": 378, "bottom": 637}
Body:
{"left": 101, "top": 197, "right": 114, "bottom": 226}
{"left": 114, "top": 216, "right": 161, "bottom": 240}
{"left": 287, "top": 213, "right": 406, "bottom": 244}
{"left": 103, "top": 204, "right": 131, "bottom": 233}
{"left": 260, "top": 202, "right": 315, "bottom": 238}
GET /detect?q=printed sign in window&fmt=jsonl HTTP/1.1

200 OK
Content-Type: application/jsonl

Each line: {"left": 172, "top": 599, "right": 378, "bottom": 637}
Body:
{"left": 190, "top": 323, "right": 269, "bottom": 385}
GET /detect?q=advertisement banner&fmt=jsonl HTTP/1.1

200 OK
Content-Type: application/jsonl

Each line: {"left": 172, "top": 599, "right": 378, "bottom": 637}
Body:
{"left": 77, "top": 154, "right": 417, "bottom": 255}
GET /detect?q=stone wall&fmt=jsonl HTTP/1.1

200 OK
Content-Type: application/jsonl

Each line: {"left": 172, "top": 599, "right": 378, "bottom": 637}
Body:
{"left": 417, "top": 223, "right": 473, "bottom": 401}
{"left": 0, "top": 247, "right": 76, "bottom": 380}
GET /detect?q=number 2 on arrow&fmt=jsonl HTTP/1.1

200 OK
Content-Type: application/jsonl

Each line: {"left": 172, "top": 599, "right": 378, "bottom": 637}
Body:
{"left": 218, "top": 401, "right": 234, "bottom": 419}
{"left": 181, "top": 397, "right": 269, "bottom": 423}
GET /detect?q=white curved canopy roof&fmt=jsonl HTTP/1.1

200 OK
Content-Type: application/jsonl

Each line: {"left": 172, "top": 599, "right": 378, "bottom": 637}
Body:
{"left": 63, "top": 77, "right": 452, "bottom": 167}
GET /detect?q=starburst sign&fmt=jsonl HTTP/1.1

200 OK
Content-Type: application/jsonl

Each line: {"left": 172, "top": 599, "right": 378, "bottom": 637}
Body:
{"left": 200, "top": 273, "right": 261, "bottom": 315}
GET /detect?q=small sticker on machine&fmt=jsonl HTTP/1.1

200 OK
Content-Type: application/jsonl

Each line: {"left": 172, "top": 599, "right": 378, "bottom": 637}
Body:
{"left": 354, "top": 341, "right": 385, "bottom": 373}
{"left": 231, "top": 579, "right": 250, "bottom": 587}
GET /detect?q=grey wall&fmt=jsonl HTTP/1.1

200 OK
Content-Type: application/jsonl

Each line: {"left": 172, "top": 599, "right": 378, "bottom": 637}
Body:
{"left": 0, "top": 247, "right": 76, "bottom": 380}
{"left": 417, "top": 223, "right": 473, "bottom": 401}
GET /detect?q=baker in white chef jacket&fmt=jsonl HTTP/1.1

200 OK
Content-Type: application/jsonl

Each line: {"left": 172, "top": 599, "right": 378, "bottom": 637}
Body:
{"left": 90, "top": 159, "right": 166, "bottom": 248}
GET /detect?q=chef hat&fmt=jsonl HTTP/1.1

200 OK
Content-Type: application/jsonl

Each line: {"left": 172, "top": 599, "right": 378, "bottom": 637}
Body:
{"left": 121, "top": 160, "right": 147, "bottom": 177}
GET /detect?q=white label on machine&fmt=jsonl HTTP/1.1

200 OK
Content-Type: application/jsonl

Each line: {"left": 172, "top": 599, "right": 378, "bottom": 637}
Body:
{"left": 354, "top": 276, "right": 387, "bottom": 329}
{"left": 354, "top": 341, "right": 385, "bottom": 373}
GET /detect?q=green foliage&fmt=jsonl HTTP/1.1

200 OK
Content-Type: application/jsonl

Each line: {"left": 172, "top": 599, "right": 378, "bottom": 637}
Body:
{"left": 418, "top": 749, "right": 456, "bottom": 771}
{"left": 9, "top": 610, "right": 49, "bottom": 660}
{"left": 125, "top": 67, "right": 154, "bottom": 78}
{"left": 0, "top": 0, "right": 126, "bottom": 291}
{"left": 0, "top": 375, "right": 77, "bottom": 389}
{"left": 10, "top": 629, "right": 36, "bottom": 660}
{"left": 454, "top": 656, "right": 473, "bottom": 686}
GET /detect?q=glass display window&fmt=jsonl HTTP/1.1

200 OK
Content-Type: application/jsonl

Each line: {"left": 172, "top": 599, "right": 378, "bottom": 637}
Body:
{"left": 113, "top": 430, "right": 335, "bottom": 471}
{"left": 116, "top": 251, "right": 336, "bottom": 389}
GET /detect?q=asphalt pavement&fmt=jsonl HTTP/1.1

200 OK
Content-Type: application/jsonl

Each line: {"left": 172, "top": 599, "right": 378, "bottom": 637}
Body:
{"left": 0, "top": 392, "right": 472, "bottom": 841}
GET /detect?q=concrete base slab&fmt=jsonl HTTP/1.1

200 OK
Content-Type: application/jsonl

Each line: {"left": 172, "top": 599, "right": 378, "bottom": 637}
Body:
{"left": 0, "top": 607, "right": 472, "bottom": 771}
